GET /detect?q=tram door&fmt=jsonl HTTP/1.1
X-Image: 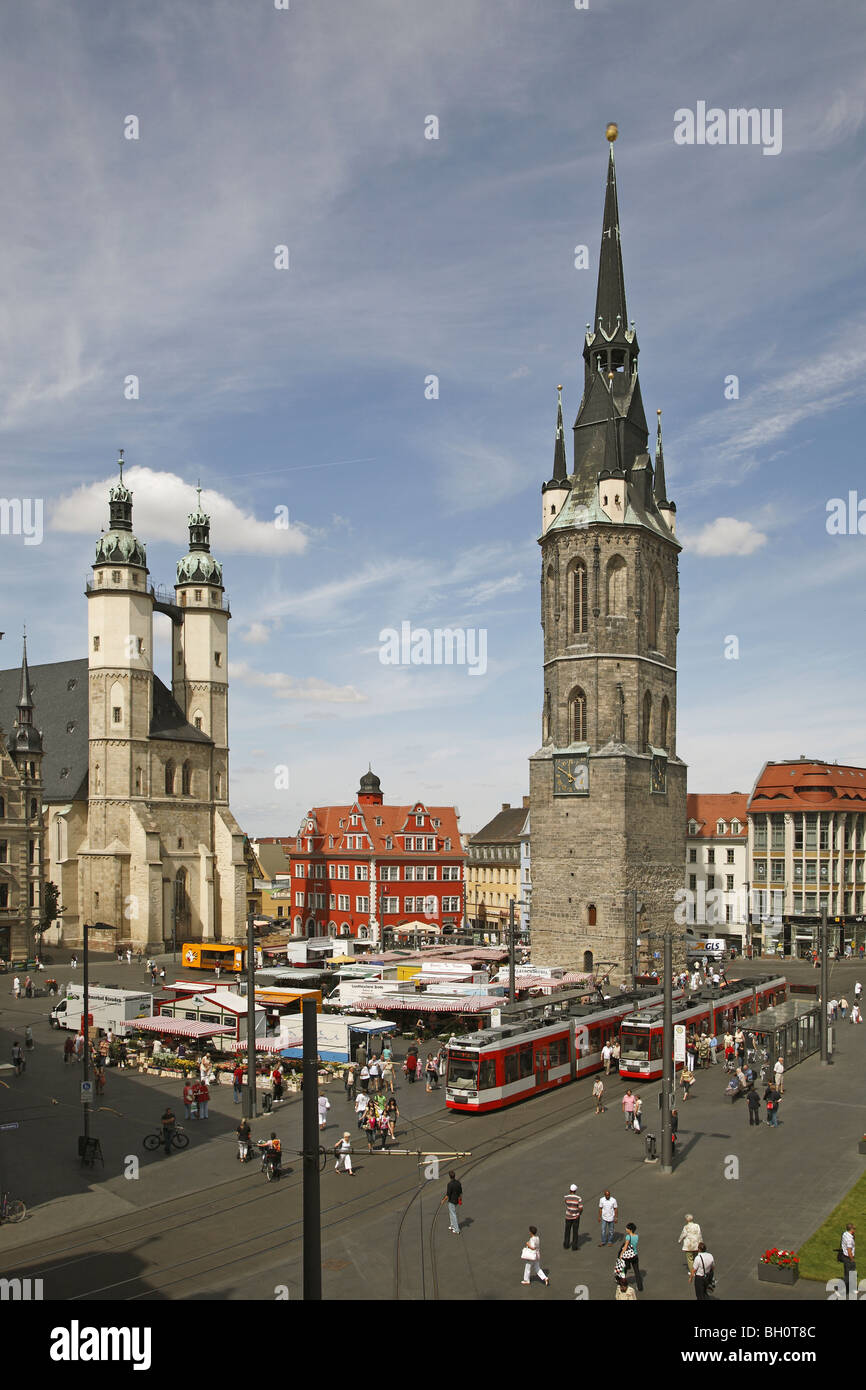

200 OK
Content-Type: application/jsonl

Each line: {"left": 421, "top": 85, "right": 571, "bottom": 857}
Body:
{"left": 534, "top": 1042, "right": 549, "bottom": 1088}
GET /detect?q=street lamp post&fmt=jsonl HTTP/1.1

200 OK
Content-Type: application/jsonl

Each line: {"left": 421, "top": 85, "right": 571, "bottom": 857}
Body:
{"left": 243, "top": 906, "right": 258, "bottom": 1117}
{"left": 660, "top": 931, "right": 674, "bottom": 1174}
{"left": 820, "top": 907, "right": 831, "bottom": 1066}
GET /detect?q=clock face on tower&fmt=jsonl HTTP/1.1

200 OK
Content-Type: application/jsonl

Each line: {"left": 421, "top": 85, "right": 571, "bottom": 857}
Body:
{"left": 553, "top": 756, "right": 589, "bottom": 796}
{"left": 650, "top": 754, "right": 667, "bottom": 794}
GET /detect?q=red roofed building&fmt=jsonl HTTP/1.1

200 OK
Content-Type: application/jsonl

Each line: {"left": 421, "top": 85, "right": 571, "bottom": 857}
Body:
{"left": 259, "top": 768, "right": 464, "bottom": 944}
{"left": 685, "top": 793, "right": 749, "bottom": 939}
{"left": 746, "top": 758, "right": 866, "bottom": 952}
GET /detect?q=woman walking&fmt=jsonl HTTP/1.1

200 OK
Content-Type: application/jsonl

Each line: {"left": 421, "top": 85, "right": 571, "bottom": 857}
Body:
{"left": 424, "top": 1053, "right": 438, "bottom": 1092}
{"left": 520, "top": 1227, "right": 550, "bottom": 1287}
{"left": 384, "top": 1096, "right": 399, "bottom": 1143}
{"left": 678, "top": 1215, "right": 702, "bottom": 1273}
{"left": 592, "top": 1077, "right": 605, "bottom": 1113}
{"left": 363, "top": 1101, "right": 380, "bottom": 1152}
{"left": 621, "top": 1222, "right": 643, "bottom": 1292}
{"left": 382, "top": 1057, "right": 395, "bottom": 1093}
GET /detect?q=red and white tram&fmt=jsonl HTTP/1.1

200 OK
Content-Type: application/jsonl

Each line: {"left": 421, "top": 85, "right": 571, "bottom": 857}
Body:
{"left": 444, "top": 987, "right": 683, "bottom": 1113}
{"left": 618, "top": 975, "right": 788, "bottom": 1081}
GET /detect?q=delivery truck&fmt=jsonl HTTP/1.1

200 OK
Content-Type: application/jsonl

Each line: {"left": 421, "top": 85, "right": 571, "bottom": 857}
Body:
{"left": 50, "top": 986, "right": 153, "bottom": 1036}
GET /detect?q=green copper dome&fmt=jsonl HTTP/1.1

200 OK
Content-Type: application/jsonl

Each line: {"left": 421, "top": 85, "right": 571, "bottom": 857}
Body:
{"left": 176, "top": 484, "right": 223, "bottom": 586}
{"left": 94, "top": 452, "right": 147, "bottom": 568}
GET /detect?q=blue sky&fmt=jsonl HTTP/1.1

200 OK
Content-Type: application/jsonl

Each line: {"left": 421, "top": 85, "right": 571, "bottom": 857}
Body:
{"left": 1, "top": 0, "right": 864, "bottom": 836}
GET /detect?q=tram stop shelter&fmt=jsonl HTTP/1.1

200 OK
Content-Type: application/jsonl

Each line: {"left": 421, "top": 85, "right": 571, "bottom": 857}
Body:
{"left": 749, "top": 996, "right": 822, "bottom": 1070}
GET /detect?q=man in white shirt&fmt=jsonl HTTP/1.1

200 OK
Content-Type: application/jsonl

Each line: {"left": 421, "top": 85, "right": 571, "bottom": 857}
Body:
{"left": 601, "top": 1043, "right": 612, "bottom": 1075}
{"left": 598, "top": 1190, "right": 618, "bottom": 1246}
{"left": 773, "top": 1057, "right": 785, "bottom": 1094}
{"left": 317, "top": 1093, "right": 331, "bottom": 1130}
{"left": 841, "top": 1223, "right": 856, "bottom": 1292}
{"left": 690, "top": 1243, "right": 714, "bottom": 1299}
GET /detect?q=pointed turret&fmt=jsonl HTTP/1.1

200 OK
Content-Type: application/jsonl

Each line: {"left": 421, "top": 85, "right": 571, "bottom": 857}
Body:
{"left": 177, "top": 483, "right": 224, "bottom": 587}
{"left": 654, "top": 409, "right": 677, "bottom": 534}
{"left": 541, "top": 386, "right": 572, "bottom": 534}
{"left": 94, "top": 450, "right": 148, "bottom": 569}
{"left": 12, "top": 632, "right": 42, "bottom": 756}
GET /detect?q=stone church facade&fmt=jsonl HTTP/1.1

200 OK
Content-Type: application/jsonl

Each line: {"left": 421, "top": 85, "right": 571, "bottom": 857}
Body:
{"left": 0, "top": 459, "right": 247, "bottom": 950}
{"left": 529, "top": 137, "right": 687, "bottom": 976}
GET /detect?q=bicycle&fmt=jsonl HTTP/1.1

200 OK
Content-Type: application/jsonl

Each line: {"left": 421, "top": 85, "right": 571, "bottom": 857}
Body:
{"left": 0, "top": 1190, "right": 26, "bottom": 1224}
{"left": 143, "top": 1126, "right": 189, "bottom": 1153}
{"left": 257, "top": 1142, "right": 281, "bottom": 1181}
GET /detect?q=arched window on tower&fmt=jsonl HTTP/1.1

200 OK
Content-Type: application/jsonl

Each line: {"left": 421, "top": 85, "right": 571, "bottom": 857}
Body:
{"left": 571, "top": 560, "right": 587, "bottom": 634}
{"left": 134, "top": 766, "right": 143, "bottom": 795}
{"left": 165, "top": 759, "right": 176, "bottom": 796}
{"left": 606, "top": 555, "right": 627, "bottom": 616}
{"left": 587, "top": 904, "right": 597, "bottom": 927}
{"left": 174, "top": 866, "right": 190, "bottom": 935}
{"left": 29, "top": 797, "right": 37, "bottom": 819}
{"left": 583, "top": 949, "right": 594, "bottom": 973}
{"left": 641, "top": 691, "right": 652, "bottom": 753}
{"left": 568, "top": 687, "right": 587, "bottom": 744}
{"left": 660, "top": 696, "right": 670, "bottom": 752}
{"left": 94, "top": 763, "right": 101, "bottom": 795}
{"left": 181, "top": 761, "right": 192, "bottom": 796}
{"left": 647, "top": 568, "right": 665, "bottom": 649}
{"left": 215, "top": 771, "right": 223, "bottom": 798}
{"left": 545, "top": 565, "right": 556, "bottom": 630}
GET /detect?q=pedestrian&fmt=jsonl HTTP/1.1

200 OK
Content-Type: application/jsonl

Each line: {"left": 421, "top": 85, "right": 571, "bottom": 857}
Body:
{"left": 271, "top": 1065, "right": 284, "bottom": 1104}
{"left": 632, "top": 1094, "right": 643, "bottom": 1133}
{"left": 196, "top": 1079, "right": 210, "bottom": 1120}
{"left": 763, "top": 1080, "right": 780, "bottom": 1127}
{"left": 334, "top": 1131, "right": 355, "bottom": 1175}
{"left": 520, "top": 1226, "right": 549, "bottom": 1286}
{"left": 63, "top": 1035, "right": 75, "bottom": 1065}
{"left": 697, "top": 1034, "right": 710, "bottom": 1068}
{"left": 598, "top": 1190, "right": 618, "bottom": 1246}
{"left": 829, "top": 998, "right": 838, "bottom": 1022}
{"left": 601, "top": 1041, "right": 612, "bottom": 1074}
{"left": 214, "top": 963, "right": 221, "bottom": 981}
{"left": 24, "top": 975, "right": 33, "bottom": 998}
{"left": 678, "top": 1214, "right": 702, "bottom": 1273}
{"left": 368, "top": 1056, "right": 380, "bottom": 1094}
{"left": 424, "top": 1053, "right": 438, "bottom": 1091}
{"left": 852, "top": 1003, "right": 863, "bottom": 1025}
{"left": 94, "top": 1063, "right": 106, "bottom": 1096}
{"left": 592, "top": 1077, "right": 605, "bottom": 1113}
{"left": 12, "top": 1041, "right": 24, "bottom": 1075}
{"left": 622, "top": 1089, "right": 637, "bottom": 1129}
{"left": 690, "top": 1243, "right": 714, "bottom": 1299}
{"left": 855, "top": 981, "right": 862, "bottom": 1004}
{"left": 840, "top": 997, "right": 849, "bottom": 1020}
{"left": 709, "top": 1033, "right": 718, "bottom": 1065}
{"left": 233, "top": 1062, "right": 244, "bottom": 1104}
{"left": 355, "top": 1090, "right": 369, "bottom": 1129}
{"left": 563, "top": 1184, "right": 583, "bottom": 1250}
{"left": 404, "top": 1052, "right": 418, "bottom": 1085}
{"left": 681, "top": 1070, "right": 694, "bottom": 1102}
{"left": 620, "top": 1222, "right": 643, "bottom": 1292}
{"left": 12, "top": 975, "right": 20, "bottom": 1000}
{"left": 359, "top": 1063, "right": 370, "bottom": 1094}
{"left": 344, "top": 1063, "right": 357, "bottom": 1104}
{"left": 685, "top": 1034, "right": 696, "bottom": 1073}
{"left": 317, "top": 1093, "right": 331, "bottom": 1131}
{"left": 382, "top": 1057, "right": 396, "bottom": 1093}
{"left": 746, "top": 1086, "right": 761, "bottom": 1126}
{"left": 71, "top": 954, "right": 78, "bottom": 969}
{"left": 611, "top": 1039, "right": 621, "bottom": 1070}
{"left": 773, "top": 1057, "right": 785, "bottom": 1093}
{"left": 384, "top": 1095, "right": 399, "bottom": 1142}
{"left": 183, "top": 1078, "right": 196, "bottom": 1120}
{"left": 126, "top": 948, "right": 132, "bottom": 964}
{"left": 614, "top": 1276, "right": 636, "bottom": 1301}
{"left": 442, "top": 1169, "right": 462, "bottom": 1235}
{"left": 841, "top": 1222, "right": 857, "bottom": 1293}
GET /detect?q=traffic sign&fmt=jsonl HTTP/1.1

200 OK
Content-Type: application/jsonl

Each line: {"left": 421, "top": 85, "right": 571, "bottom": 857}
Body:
{"left": 80, "top": 1081, "right": 93, "bottom": 1102}
{"left": 674, "top": 1024, "right": 686, "bottom": 1064}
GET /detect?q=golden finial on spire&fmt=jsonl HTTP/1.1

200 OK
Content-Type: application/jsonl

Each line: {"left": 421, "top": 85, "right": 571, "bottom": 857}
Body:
{"left": 606, "top": 123, "right": 619, "bottom": 143}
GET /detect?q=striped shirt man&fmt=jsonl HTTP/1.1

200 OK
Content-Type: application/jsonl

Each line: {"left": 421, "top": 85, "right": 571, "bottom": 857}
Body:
{"left": 563, "top": 1187, "right": 583, "bottom": 1250}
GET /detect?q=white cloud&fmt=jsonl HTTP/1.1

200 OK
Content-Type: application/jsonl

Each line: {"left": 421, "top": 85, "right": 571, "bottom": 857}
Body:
{"left": 241, "top": 621, "right": 271, "bottom": 645}
{"left": 463, "top": 572, "right": 527, "bottom": 606}
{"left": 230, "top": 660, "right": 366, "bottom": 704}
{"left": 50, "top": 467, "right": 308, "bottom": 557}
{"left": 686, "top": 517, "right": 768, "bottom": 557}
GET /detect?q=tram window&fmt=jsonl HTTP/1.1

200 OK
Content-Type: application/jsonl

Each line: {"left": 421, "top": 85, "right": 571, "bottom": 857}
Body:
{"left": 551, "top": 1037, "right": 568, "bottom": 1066}
{"left": 504, "top": 1051, "right": 519, "bottom": 1085}
{"left": 650, "top": 1034, "right": 663, "bottom": 1060}
{"left": 479, "top": 1059, "right": 497, "bottom": 1090}
{"left": 447, "top": 1057, "right": 479, "bottom": 1090}
{"left": 519, "top": 1045, "right": 533, "bottom": 1079}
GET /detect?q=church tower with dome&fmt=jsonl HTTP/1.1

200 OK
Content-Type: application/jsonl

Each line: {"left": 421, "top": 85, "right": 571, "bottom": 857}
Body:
{"left": 19, "top": 453, "right": 249, "bottom": 949}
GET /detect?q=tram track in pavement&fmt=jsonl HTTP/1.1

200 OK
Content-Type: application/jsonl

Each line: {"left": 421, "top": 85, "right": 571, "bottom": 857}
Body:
{"left": 18, "top": 1071, "right": 637, "bottom": 1299}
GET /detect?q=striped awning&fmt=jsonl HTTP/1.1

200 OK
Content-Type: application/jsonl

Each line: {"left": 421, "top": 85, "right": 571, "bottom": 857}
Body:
{"left": 351, "top": 996, "right": 505, "bottom": 1014}
{"left": 130, "top": 1017, "right": 235, "bottom": 1039}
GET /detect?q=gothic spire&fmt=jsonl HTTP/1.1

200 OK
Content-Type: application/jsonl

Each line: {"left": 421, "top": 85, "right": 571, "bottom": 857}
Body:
{"left": 552, "top": 385, "right": 567, "bottom": 482}
{"left": 17, "top": 631, "right": 33, "bottom": 717}
{"left": 13, "top": 630, "right": 42, "bottom": 756}
{"left": 594, "top": 143, "right": 628, "bottom": 341}
{"left": 654, "top": 409, "right": 669, "bottom": 506}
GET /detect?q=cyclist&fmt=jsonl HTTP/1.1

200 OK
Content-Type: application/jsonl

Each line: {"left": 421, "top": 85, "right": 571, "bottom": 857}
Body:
{"left": 160, "top": 1106, "right": 177, "bottom": 1155}
{"left": 260, "top": 1132, "right": 282, "bottom": 1179}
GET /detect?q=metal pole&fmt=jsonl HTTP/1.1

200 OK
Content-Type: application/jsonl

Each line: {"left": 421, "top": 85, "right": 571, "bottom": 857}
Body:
{"left": 82, "top": 923, "right": 91, "bottom": 1142}
{"left": 660, "top": 931, "right": 673, "bottom": 1173}
{"left": 243, "top": 908, "right": 258, "bottom": 1117}
{"left": 302, "top": 995, "right": 322, "bottom": 1300}
{"left": 820, "top": 907, "right": 830, "bottom": 1065}
{"left": 508, "top": 898, "right": 516, "bottom": 1004}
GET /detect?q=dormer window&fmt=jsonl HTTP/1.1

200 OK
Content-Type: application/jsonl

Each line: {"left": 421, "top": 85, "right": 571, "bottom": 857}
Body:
{"left": 717, "top": 820, "right": 726, "bottom": 835}
{"left": 731, "top": 820, "right": 741, "bottom": 834}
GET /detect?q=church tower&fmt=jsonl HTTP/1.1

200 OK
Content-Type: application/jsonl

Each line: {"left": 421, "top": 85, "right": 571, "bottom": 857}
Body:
{"left": 173, "top": 488, "right": 229, "bottom": 806}
{"left": 529, "top": 132, "right": 687, "bottom": 976}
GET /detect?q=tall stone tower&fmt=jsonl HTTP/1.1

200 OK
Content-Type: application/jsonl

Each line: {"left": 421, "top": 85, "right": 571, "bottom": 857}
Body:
{"left": 529, "top": 134, "right": 687, "bottom": 976}
{"left": 173, "top": 487, "right": 229, "bottom": 807}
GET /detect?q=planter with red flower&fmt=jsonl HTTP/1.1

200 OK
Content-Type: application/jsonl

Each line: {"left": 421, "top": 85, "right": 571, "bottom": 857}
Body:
{"left": 758, "top": 1249, "right": 799, "bottom": 1285}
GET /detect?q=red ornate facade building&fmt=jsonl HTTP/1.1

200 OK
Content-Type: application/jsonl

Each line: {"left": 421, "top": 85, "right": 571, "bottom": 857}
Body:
{"left": 260, "top": 769, "right": 464, "bottom": 942}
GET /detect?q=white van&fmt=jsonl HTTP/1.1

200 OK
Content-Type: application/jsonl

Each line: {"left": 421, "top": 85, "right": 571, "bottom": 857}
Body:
{"left": 50, "top": 986, "right": 153, "bottom": 1036}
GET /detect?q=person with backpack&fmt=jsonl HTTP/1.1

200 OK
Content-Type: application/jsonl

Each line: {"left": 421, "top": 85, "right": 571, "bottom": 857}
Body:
{"left": 690, "top": 1243, "right": 715, "bottom": 1299}
{"left": 763, "top": 1080, "right": 780, "bottom": 1127}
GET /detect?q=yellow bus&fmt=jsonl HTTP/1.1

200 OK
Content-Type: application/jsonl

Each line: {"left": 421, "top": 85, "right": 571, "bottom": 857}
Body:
{"left": 181, "top": 942, "right": 245, "bottom": 972}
